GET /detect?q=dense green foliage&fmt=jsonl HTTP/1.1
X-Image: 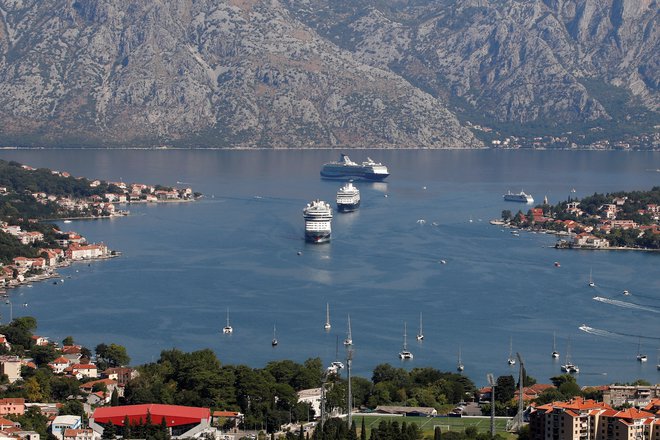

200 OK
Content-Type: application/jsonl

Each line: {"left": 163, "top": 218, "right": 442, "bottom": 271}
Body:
{"left": 0, "top": 160, "right": 115, "bottom": 198}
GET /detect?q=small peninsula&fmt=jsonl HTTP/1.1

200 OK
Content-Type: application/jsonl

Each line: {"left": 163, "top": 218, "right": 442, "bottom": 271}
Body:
{"left": 0, "top": 160, "right": 200, "bottom": 289}
{"left": 498, "top": 187, "right": 660, "bottom": 250}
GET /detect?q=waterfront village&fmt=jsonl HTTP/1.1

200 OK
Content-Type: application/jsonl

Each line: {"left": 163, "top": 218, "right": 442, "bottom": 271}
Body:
{"left": 498, "top": 189, "right": 660, "bottom": 250}
{"left": 0, "top": 162, "right": 197, "bottom": 291}
{"left": 1, "top": 330, "right": 660, "bottom": 440}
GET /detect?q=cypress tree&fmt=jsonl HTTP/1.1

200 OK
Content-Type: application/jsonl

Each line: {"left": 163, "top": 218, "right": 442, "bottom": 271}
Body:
{"left": 360, "top": 418, "right": 366, "bottom": 440}
{"left": 349, "top": 420, "right": 357, "bottom": 440}
{"left": 111, "top": 389, "right": 119, "bottom": 406}
{"left": 122, "top": 416, "right": 130, "bottom": 439}
{"left": 434, "top": 426, "right": 442, "bottom": 440}
{"left": 299, "top": 424, "right": 305, "bottom": 440}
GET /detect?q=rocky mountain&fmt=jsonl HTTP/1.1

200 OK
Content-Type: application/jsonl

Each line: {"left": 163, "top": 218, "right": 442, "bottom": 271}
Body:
{"left": 0, "top": 0, "right": 656, "bottom": 148}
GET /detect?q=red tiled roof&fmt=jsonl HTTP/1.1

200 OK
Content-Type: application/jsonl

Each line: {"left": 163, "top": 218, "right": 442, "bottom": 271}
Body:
{"left": 93, "top": 404, "right": 210, "bottom": 427}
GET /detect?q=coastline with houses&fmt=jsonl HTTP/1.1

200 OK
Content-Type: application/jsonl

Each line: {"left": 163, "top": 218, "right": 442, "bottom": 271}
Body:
{"left": 0, "top": 160, "right": 200, "bottom": 291}
{"left": 497, "top": 188, "right": 660, "bottom": 252}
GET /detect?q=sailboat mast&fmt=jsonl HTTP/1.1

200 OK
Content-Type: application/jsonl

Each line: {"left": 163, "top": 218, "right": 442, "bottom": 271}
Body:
{"left": 403, "top": 322, "right": 408, "bottom": 350}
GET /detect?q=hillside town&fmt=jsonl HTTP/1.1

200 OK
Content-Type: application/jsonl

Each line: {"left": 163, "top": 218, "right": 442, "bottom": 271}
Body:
{"left": 0, "top": 161, "right": 199, "bottom": 290}
{"left": 1, "top": 323, "right": 660, "bottom": 440}
{"left": 500, "top": 188, "right": 660, "bottom": 250}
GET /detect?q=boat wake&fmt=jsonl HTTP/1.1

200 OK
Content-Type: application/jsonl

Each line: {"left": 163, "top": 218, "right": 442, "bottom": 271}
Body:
{"left": 592, "top": 296, "right": 660, "bottom": 314}
{"left": 579, "top": 324, "right": 660, "bottom": 341}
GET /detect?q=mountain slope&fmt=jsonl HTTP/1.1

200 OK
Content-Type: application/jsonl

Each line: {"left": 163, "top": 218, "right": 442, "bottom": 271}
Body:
{"left": 0, "top": 0, "right": 480, "bottom": 148}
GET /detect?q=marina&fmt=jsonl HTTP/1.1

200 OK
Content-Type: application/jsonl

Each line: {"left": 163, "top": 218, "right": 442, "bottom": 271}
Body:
{"left": 0, "top": 149, "right": 658, "bottom": 386}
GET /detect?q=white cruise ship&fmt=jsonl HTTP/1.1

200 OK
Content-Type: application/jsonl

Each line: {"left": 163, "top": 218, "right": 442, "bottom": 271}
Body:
{"left": 336, "top": 181, "right": 360, "bottom": 212}
{"left": 303, "top": 199, "right": 332, "bottom": 243}
{"left": 321, "top": 154, "right": 389, "bottom": 181}
{"left": 503, "top": 190, "right": 534, "bottom": 203}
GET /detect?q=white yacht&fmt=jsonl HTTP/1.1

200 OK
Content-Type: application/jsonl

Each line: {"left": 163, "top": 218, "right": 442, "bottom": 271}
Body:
{"left": 272, "top": 324, "right": 278, "bottom": 347}
{"left": 552, "top": 332, "right": 560, "bottom": 359}
{"left": 222, "top": 309, "right": 233, "bottom": 334}
{"left": 561, "top": 337, "right": 579, "bottom": 373}
{"left": 344, "top": 314, "right": 353, "bottom": 346}
{"left": 588, "top": 268, "right": 595, "bottom": 287}
{"left": 336, "top": 181, "right": 360, "bottom": 212}
{"left": 457, "top": 346, "right": 464, "bottom": 372}
{"left": 416, "top": 312, "right": 424, "bottom": 341}
{"left": 324, "top": 303, "right": 331, "bottom": 331}
{"left": 507, "top": 337, "right": 516, "bottom": 365}
{"left": 637, "top": 338, "right": 647, "bottom": 362}
{"left": 399, "top": 322, "right": 413, "bottom": 360}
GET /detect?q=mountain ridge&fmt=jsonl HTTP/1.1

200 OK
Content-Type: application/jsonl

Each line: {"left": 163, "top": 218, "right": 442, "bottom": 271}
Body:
{"left": 0, "top": 0, "right": 656, "bottom": 148}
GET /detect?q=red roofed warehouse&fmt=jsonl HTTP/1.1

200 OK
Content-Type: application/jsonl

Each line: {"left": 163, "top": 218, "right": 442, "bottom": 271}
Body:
{"left": 91, "top": 404, "right": 210, "bottom": 438}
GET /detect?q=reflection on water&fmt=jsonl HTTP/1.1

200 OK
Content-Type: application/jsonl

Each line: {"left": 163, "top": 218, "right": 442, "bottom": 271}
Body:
{"left": 0, "top": 149, "right": 659, "bottom": 386}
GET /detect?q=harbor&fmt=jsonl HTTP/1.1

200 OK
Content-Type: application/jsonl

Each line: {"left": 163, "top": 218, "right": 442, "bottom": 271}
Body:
{"left": 0, "top": 148, "right": 658, "bottom": 387}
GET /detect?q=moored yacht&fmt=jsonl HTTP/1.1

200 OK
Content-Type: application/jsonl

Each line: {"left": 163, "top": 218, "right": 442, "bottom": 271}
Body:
{"left": 344, "top": 314, "right": 353, "bottom": 346}
{"left": 561, "top": 336, "right": 579, "bottom": 373}
{"left": 336, "top": 181, "right": 360, "bottom": 212}
{"left": 324, "top": 303, "right": 331, "bottom": 331}
{"left": 507, "top": 337, "right": 516, "bottom": 365}
{"left": 399, "top": 322, "right": 413, "bottom": 360}
{"left": 222, "top": 309, "right": 233, "bottom": 334}
{"left": 304, "top": 199, "right": 332, "bottom": 243}
{"left": 552, "top": 332, "right": 560, "bottom": 359}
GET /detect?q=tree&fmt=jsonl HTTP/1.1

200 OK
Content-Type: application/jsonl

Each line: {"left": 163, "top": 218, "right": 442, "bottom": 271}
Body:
{"left": 96, "top": 343, "right": 130, "bottom": 369}
{"left": 30, "top": 345, "right": 58, "bottom": 366}
{"left": 62, "top": 336, "right": 75, "bottom": 346}
{"left": 434, "top": 427, "right": 442, "bottom": 440}
{"left": 495, "top": 376, "right": 515, "bottom": 403}
{"left": 24, "top": 376, "right": 43, "bottom": 402}
{"left": 361, "top": 418, "right": 367, "bottom": 440}
{"left": 102, "top": 422, "right": 116, "bottom": 439}
{"left": 111, "top": 388, "right": 119, "bottom": 406}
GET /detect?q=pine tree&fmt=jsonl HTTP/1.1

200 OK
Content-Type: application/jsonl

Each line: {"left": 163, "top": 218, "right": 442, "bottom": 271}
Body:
{"left": 102, "top": 423, "right": 116, "bottom": 439}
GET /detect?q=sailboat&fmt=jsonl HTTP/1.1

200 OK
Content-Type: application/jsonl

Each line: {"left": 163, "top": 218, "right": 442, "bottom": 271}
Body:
{"left": 328, "top": 336, "right": 344, "bottom": 374}
{"left": 588, "top": 268, "right": 595, "bottom": 287}
{"left": 507, "top": 337, "right": 516, "bottom": 365}
{"left": 343, "top": 314, "right": 353, "bottom": 346}
{"left": 222, "top": 308, "right": 233, "bottom": 334}
{"left": 561, "top": 336, "right": 579, "bottom": 373}
{"left": 271, "top": 324, "right": 278, "bottom": 347}
{"left": 416, "top": 312, "right": 424, "bottom": 341}
{"left": 457, "top": 345, "right": 464, "bottom": 372}
{"left": 552, "top": 332, "right": 560, "bottom": 359}
{"left": 636, "top": 338, "right": 647, "bottom": 362}
{"left": 399, "top": 322, "right": 413, "bottom": 360}
{"left": 656, "top": 349, "right": 660, "bottom": 371}
{"left": 324, "top": 303, "right": 331, "bottom": 331}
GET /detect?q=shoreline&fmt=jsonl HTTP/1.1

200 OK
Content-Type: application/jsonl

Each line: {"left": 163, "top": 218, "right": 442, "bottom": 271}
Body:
{"left": 493, "top": 221, "right": 660, "bottom": 253}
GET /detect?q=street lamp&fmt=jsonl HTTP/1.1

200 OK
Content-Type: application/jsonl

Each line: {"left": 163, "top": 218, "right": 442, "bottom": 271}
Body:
{"left": 487, "top": 373, "right": 496, "bottom": 437}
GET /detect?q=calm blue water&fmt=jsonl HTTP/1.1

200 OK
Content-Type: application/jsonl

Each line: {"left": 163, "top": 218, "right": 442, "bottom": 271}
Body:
{"left": 1, "top": 149, "right": 659, "bottom": 388}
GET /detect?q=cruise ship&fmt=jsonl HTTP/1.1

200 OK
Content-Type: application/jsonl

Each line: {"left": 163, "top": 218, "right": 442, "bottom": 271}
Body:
{"left": 303, "top": 199, "right": 332, "bottom": 243}
{"left": 503, "top": 190, "right": 534, "bottom": 203}
{"left": 336, "top": 181, "right": 360, "bottom": 212}
{"left": 320, "top": 154, "right": 389, "bottom": 181}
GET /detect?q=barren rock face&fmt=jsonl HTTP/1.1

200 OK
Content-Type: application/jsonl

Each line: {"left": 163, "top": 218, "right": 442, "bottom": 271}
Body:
{"left": 0, "top": 0, "right": 656, "bottom": 148}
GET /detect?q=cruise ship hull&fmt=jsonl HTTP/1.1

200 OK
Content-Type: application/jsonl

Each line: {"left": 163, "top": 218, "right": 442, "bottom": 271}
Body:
{"left": 321, "top": 168, "right": 388, "bottom": 181}
{"left": 337, "top": 200, "right": 360, "bottom": 212}
{"left": 305, "top": 231, "right": 331, "bottom": 244}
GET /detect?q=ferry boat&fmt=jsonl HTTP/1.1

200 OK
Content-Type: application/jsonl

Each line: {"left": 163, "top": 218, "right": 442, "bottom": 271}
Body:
{"left": 336, "top": 181, "right": 360, "bottom": 212}
{"left": 503, "top": 190, "right": 534, "bottom": 203}
{"left": 303, "top": 199, "right": 332, "bottom": 243}
{"left": 320, "top": 154, "right": 389, "bottom": 181}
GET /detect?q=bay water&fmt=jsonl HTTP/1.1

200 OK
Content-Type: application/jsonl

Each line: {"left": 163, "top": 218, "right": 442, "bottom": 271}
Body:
{"left": 1, "top": 149, "right": 659, "bottom": 388}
